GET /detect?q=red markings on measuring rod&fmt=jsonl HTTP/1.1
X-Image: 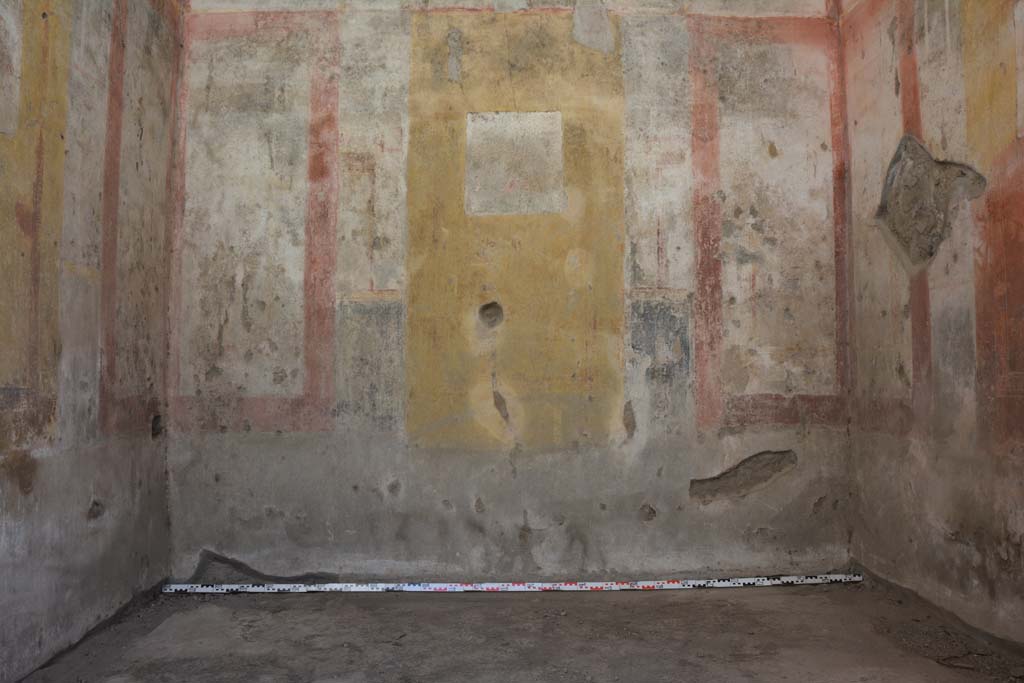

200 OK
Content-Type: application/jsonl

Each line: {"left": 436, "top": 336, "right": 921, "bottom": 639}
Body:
{"left": 163, "top": 573, "right": 863, "bottom": 594}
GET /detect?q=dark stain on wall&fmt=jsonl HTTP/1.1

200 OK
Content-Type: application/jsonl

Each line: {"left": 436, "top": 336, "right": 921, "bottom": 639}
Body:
{"left": 87, "top": 498, "right": 106, "bottom": 520}
{"left": 0, "top": 449, "right": 38, "bottom": 495}
{"left": 622, "top": 400, "right": 636, "bottom": 440}
{"left": 629, "top": 299, "right": 690, "bottom": 433}
{"left": 638, "top": 502, "right": 657, "bottom": 521}
{"left": 493, "top": 390, "right": 510, "bottom": 423}
{"left": 630, "top": 299, "right": 690, "bottom": 383}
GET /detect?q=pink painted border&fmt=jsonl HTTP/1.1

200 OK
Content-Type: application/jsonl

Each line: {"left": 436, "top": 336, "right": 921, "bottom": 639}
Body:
{"left": 168, "top": 11, "right": 340, "bottom": 433}
{"left": 689, "top": 14, "right": 851, "bottom": 430}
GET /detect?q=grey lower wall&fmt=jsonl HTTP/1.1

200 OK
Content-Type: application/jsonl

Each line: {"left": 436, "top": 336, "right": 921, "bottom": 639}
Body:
{"left": 169, "top": 426, "right": 850, "bottom": 581}
{"left": 1, "top": 436, "right": 169, "bottom": 682}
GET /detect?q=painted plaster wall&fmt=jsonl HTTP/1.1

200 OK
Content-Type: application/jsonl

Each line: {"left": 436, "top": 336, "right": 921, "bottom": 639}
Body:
{"left": 0, "top": 2, "right": 182, "bottom": 680}
{"left": 167, "top": 0, "right": 853, "bottom": 589}
{"left": 844, "top": 0, "right": 1024, "bottom": 644}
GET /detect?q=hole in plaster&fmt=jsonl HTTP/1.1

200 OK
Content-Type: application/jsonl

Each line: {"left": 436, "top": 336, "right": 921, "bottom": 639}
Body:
{"left": 479, "top": 301, "right": 504, "bottom": 328}
{"left": 151, "top": 414, "right": 164, "bottom": 439}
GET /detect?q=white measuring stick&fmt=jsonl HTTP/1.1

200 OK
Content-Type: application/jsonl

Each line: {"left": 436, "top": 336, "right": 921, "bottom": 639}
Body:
{"left": 163, "top": 573, "right": 862, "bottom": 594}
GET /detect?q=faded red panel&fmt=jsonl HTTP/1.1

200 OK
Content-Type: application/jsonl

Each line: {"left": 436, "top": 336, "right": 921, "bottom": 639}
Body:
{"left": 169, "top": 11, "right": 341, "bottom": 433}
{"left": 689, "top": 14, "right": 850, "bottom": 429}
{"left": 302, "top": 50, "right": 340, "bottom": 406}
{"left": 724, "top": 395, "right": 846, "bottom": 429}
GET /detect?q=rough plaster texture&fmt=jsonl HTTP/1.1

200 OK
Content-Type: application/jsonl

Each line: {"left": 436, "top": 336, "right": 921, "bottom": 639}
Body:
{"left": 0, "top": 1, "right": 179, "bottom": 681}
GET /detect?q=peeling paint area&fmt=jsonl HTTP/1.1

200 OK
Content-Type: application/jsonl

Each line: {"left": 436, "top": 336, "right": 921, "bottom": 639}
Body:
{"left": 180, "top": 29, "right": 312, "bottom": 398}
{"left": 622, "top": 15, "right": 692, "bottom": 292}
{"left": 406, "top": 12, "right": 625, "bottom": 453}
{"left": 337, "top": 7, "right": 409, "bottom": 297}
{"left": 717, "top": 41, "right": 836, "bottom": 396}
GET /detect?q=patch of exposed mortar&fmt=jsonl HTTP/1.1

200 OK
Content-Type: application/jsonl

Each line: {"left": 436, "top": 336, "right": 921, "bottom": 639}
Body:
{"left": 876, "top": 135, "right": 986, "bottom": 269}
{"left": 689, "top": 450, "right": 798, "bottom": 504}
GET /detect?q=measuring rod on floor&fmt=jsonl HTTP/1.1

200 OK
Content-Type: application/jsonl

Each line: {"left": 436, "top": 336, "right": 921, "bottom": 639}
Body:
{"left": 163, "top": 573, "right": 863, "bottom": 594}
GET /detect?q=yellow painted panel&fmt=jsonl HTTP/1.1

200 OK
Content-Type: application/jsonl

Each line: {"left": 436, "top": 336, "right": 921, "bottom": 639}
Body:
{"left": 406, "top": 12, "right": 625, "bottom": 453}
{"left": 963, "top": 0, "right": 1017, "bottom": 170}
{"left": 0, "top": 1, "right": 71, "bottom": 446}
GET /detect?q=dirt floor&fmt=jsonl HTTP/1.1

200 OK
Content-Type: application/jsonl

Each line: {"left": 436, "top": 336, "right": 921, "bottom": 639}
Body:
{"left": 24, "top": 579, "right": 1024, "bottom": 682}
